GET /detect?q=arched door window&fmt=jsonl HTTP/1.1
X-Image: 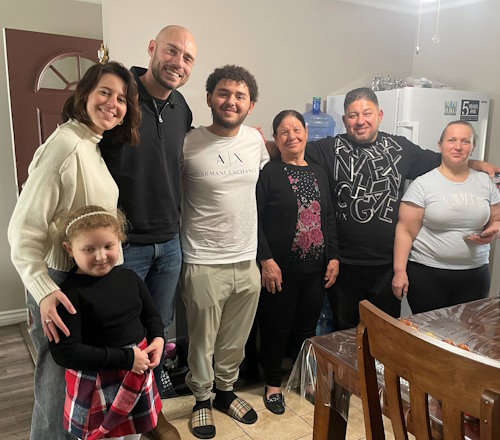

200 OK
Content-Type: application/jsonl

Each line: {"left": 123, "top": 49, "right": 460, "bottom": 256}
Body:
{"left": 5, "top": 27, "right": 101, "bottom": 189}
{"left": 37, "top": 54, "right": 96, "bottom": 91}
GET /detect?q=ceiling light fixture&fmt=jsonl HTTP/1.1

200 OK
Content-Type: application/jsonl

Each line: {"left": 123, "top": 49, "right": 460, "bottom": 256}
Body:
{"left": 415, "top": 0, "right": 441, "bottom": 54}
{"left": 415, "top": 0, "right": 423, "bottom": 53}
{"left": 432, "top": 0, "right": 442, "bottom": 44}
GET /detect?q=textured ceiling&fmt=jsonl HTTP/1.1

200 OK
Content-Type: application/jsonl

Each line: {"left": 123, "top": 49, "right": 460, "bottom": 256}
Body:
{"left": 335, "top": 0, "right": 488, "bottom": 15}
{"left": 75, "top": 0, "right": 488, "bottom": 15}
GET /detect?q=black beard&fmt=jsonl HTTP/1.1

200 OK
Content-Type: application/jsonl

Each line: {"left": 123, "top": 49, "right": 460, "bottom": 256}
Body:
{"left": 211, "top": 108, "right": 248, "bottom": 130}
{"left": 151, "top": 61, "right": 175, "bottom": 91}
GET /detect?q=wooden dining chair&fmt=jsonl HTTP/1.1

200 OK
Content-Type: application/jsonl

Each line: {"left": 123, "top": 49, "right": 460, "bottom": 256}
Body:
{"left": 356, "top": 300, "right": 500, "bottom": 440}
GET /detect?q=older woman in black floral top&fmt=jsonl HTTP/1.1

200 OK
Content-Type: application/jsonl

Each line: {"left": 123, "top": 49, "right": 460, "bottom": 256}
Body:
{"left": 256, "top": 110, "right": 339, "bottom": 414}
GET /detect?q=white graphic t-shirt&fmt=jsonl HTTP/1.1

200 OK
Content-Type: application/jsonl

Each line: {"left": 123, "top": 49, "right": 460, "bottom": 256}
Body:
{"left": 403, "top": 168, "right": 500, "bottom": 269}
{"left": 181, "top": 125, "right": 269, "bottom": 264}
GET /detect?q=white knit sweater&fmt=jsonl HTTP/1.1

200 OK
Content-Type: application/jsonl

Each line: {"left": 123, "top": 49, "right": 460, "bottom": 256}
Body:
{"left": 8, "top": 119, "right": 120, "bottom": 304}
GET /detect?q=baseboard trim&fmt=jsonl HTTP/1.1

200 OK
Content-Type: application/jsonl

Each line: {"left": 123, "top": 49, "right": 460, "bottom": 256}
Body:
{"left": 0, "top": 308, "right": 28, "bottom": 327}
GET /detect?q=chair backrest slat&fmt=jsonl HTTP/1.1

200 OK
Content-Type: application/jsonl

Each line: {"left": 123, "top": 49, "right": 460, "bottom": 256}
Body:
{"left": 384, "top": 368, "right": 407, "bottom": 439}
{"left": 480, "top": 389, "right": 500, "bottom": 440}
{"left": 441, "top": 403, "right": 465, "bottom": 438}
{"left": 408, "top": 382, "right": 432, "bottom": 439}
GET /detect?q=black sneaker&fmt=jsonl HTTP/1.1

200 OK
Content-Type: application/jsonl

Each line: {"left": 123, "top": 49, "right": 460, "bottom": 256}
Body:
{"left": 160, "top": 368, "right": 176, "bottom": 399}
{"left": 263, "top": 387, "right": 285, "bottom": 415}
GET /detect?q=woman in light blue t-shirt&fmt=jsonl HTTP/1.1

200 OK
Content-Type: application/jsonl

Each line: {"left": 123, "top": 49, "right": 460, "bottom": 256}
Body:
{"left": 392, "top": 120, "right": 500, "bottom": 313}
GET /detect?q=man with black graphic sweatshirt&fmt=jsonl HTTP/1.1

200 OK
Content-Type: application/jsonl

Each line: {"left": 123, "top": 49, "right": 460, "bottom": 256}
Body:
{"left": 304, "top": 87, "right": 499, "bottom": 330}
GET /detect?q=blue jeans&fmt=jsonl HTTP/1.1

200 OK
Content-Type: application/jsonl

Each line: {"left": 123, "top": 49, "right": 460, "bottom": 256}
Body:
{"left": 121, "top": 235, "right": 182, "bottom": 391}
{"left": 28, "top": 269, "right": 73, "bottom": 440}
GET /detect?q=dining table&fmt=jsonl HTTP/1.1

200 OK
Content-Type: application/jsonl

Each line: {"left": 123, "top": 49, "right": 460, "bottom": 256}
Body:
{"left": 286, "top": 296, "right": 500, "bottom": 440}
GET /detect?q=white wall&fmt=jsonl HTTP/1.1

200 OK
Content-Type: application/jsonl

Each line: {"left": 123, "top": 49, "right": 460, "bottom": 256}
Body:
{"left": 0, "top": 0, "right": 102, "bottom": 321}
{"left": 411, "top": 0, "right": 500, "bottom": 296}
{"left": 102, "top": 0, "right": 500, "bottom": 298}
{"left": 2, "top": 0, "right": 498, "bottom": 322}
{"left": 102, "top": 0, "right": 415, "bottom": 136}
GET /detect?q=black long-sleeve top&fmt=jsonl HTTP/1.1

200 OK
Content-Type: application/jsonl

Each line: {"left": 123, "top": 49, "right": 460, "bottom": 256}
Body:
{"left": 100, "top": 66, "right": 192, "bottom": 243}
{"left": 49, "top": 266, "right": 163, "bottom": 371}
{"left": 256, "top": 160, "right": 339, "bottom": 273}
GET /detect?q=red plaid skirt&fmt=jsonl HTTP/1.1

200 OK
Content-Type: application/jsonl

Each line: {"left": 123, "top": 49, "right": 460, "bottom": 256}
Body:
{"left": 63, "top": 338, "right": 162, "bottom": 439}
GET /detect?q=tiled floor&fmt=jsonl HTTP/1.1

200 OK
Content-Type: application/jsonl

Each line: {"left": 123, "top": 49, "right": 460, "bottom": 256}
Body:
{"left": 154, "top": 383, "right": 400, "bottom": 440}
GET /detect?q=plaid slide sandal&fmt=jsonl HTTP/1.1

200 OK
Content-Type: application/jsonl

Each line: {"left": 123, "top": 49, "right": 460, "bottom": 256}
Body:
{"left": 213, "top": 396, "right": 258, "bottom": 424}
{"left": 191, "top": 407, "right": 216, "bottom": 439}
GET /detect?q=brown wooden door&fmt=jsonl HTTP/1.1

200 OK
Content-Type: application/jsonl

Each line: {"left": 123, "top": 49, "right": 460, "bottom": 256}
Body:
{"left": 5, "top": 29, "right": 101, "bottom": 191}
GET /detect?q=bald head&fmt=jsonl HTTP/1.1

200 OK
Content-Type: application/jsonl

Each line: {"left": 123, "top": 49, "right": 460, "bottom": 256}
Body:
{"left": 155, "top": 25, "right": 194, "bottom": 42}
{"left": 144, "top": 25, "right": 197, "bottom": 98}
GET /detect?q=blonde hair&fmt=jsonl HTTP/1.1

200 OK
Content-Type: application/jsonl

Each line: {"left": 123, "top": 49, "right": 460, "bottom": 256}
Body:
{"left": 439, "top": 120, "right": 477, "bottom": 146}
{"left": 58, "top": 205, "right": 127, "bottom": 244}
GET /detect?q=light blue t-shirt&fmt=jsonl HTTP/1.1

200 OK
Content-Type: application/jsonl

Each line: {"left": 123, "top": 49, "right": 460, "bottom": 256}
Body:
{"left": 402, "top": 168, "right": 500, "bottom": 269}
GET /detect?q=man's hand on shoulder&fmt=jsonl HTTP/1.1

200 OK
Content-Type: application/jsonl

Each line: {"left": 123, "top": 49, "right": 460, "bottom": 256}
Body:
{"left": 252, "top": 125, "right": 267, "bottom": 143}
{"left": 468, "top": 159, "right": 500, "bottom": 181}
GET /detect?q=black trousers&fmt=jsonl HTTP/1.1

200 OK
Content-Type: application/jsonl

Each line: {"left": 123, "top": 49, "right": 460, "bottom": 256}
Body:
{"left": 258, "top": 270, "right": 325, "bottom": 387}
{"left": 327, "top": 263, "right": 401, "bottom": 331}
{"left": 407, "top": 261, "right": 490, "bottom": 314}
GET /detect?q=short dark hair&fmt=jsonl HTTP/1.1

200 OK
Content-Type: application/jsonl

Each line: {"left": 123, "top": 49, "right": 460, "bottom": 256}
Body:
{"left": 439, "top": 120, "right": 477, "bottom": 146}
{"left": 62, "top": 61, "right": 141, "bottom": 146}
{"left": 206, "top": 65, "right": 259, "bottom": 102}
{"left": 272, "top": 110, "right": 306, "bottom": 135}
{"left": 344, "top": 87, "right": 379, "bottom": 111}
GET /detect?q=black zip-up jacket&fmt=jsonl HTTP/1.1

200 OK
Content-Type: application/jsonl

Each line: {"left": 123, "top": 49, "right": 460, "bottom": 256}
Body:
{"left": 101, "top": 66, "right": 192, "bottom": 243}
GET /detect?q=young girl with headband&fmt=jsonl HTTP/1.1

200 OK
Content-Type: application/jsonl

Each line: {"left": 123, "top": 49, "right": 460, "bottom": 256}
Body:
{"left": 49, "top": 205, "right": 165, "bottom": 440}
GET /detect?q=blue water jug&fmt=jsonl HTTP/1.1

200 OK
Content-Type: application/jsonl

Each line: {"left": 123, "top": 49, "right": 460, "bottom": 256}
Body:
{"left": 303, "top": 97, "right": 335, "bottom": 141}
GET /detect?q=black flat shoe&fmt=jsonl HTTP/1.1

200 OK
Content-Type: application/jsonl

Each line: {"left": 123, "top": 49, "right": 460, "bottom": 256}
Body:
{"left": 263, "top": 387, "right": 285, "bottom": 415}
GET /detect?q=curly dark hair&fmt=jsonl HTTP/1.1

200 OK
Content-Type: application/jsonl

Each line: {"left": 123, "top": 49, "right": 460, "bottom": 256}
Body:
{"left": 62, "top": 61, "right": 141, "bottom": 146}
{"left": 206, "top": 64, "right": 259, "bottom": 102}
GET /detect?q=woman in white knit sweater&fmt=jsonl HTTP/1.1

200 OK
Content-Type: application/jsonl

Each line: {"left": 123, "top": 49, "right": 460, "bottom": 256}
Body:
{"left": 8, "top": 61, "right": 140, "bottom": 440}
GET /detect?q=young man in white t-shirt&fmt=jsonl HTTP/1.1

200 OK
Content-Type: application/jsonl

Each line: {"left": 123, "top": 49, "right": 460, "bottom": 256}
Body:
{"left": 180, "top": 65, "right": 269, "bottom": 439}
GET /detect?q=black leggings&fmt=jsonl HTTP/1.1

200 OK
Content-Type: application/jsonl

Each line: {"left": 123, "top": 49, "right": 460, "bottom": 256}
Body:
{"left": 327, "top": 263, "right": 401, "bottom": 331}
{"left": 258, "top": 270, "right": 324, "bottom": 387}
{"left": 406, "top": 262, "right": 490, "bottom": 314}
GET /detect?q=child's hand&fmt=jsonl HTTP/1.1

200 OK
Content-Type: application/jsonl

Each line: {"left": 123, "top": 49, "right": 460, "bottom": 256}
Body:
{"left": 143, "top": 337, "right": 165, "bottom": 369}
{"left": 132, "top": 346, "right": 150, "bottom": 374}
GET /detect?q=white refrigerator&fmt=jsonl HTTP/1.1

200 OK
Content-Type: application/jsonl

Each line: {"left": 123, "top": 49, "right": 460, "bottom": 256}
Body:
{"left": 326, "top": 88, "right": 490, "bottom": 161}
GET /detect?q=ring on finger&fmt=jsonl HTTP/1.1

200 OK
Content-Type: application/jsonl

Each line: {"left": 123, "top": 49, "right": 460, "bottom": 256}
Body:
{"left": 44, "top": 318, "right": 53, "bottom": 324}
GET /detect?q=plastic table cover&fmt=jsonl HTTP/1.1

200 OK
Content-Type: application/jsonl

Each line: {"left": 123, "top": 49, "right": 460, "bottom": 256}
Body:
{"left": 286, "top": 296, "right": 500, "bottom": 436}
